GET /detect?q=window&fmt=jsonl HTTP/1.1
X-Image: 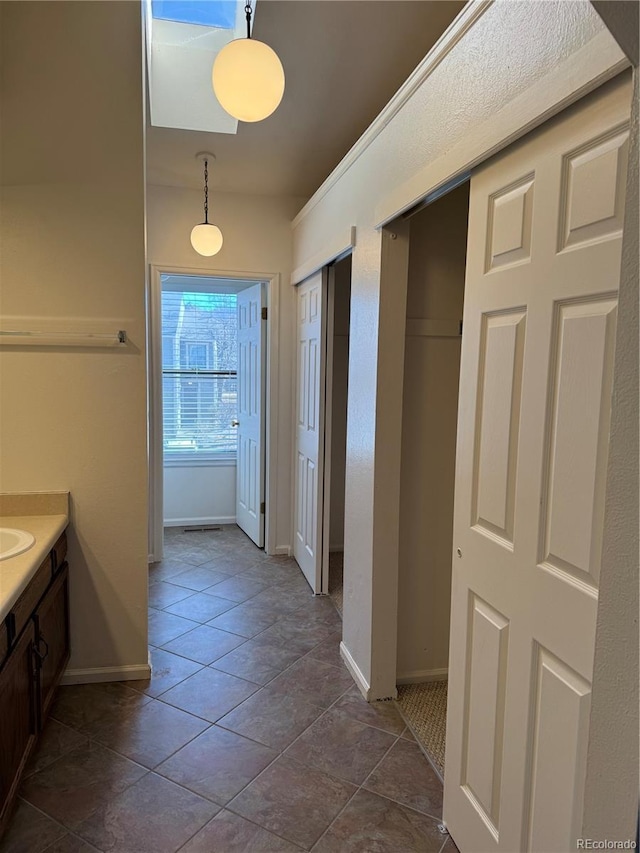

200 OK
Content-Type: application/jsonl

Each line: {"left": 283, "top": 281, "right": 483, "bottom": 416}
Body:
{"left": 151, "top": 0, "right": 237, "bottom": 29}
{"left": 184, "top": 342, "right": 211, "bottom": 370}
{"left": 161, "top": 286, "right": 238, "bottom": 460}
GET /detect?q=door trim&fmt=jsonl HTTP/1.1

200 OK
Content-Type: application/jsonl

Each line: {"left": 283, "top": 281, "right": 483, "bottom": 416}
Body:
{"left": 148, "top": 264, "right": 280, "bottom": 561}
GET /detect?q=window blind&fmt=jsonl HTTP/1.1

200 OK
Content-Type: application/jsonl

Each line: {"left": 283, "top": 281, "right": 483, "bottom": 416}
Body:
{"left": 161, "top": 289, "right": 238, "bottom": 458}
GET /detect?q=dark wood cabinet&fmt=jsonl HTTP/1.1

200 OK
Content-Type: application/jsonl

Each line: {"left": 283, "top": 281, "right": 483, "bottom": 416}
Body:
{"left": 0, "top": 531, "right": 69, "bottom": 838}
{"left": 0, "top": 621, "right": 37, "bottom": 830}
{"left": 34, "top": 564, "right": 70, "bottom": 726}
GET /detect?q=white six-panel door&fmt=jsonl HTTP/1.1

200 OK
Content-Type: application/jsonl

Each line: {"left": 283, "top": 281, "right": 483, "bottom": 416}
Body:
{"left": 236, "top": 283, "right": 265, "bottom": 547}
{"left": 444, "top": 77, "right": 630, "bottom": 852}
{"left": 293, "top": 270, "right": 327, "bottom": 592}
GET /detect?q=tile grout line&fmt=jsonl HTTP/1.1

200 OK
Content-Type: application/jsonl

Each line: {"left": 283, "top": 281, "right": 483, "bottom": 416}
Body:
{"left": 167, "top": 619, "right": 344, "bottom": 685}
{"left": 201, "top": 680, "right": 357, "bottom": 847}
{"left": 151, "top": 583, "right": 313, "bottom": 649}
{"left": 156, "top": 542, "right": 450, "bottom": 848}
{"left": 150, "top": 595, "right": 343, "bottom": 692}
{"left": 128, "top": 660, "right": 208, "bottom": 700}
{"left": 222, "top": 753, "right": 352, "bottom": 852}
{"left": 308, "top": 697, "right": 447, "bottom": 849}
{"left": 17, "top": 797, "right": 101, "bottom": 853}
{"left": 393, "top": 693, "right": 446, "bottom": 784}
{"left": 308, "top": 727, "right": 404, "bottom": 851}
{"left": 19, "top": 737, "right": 154, "bottom": 850}
{"left": 147, "top": 628, "right": 338, "bottom": 727}
{"left": 33, "top": 633, "right": 289, "bottom": 831}
{"left": 45, "top": 690, "right": 309, "bottom": 850}
{"left": 357, "top": 731, "right": 445, "bottom": 825}
{"left": 20, "top": 533, "right": 447, "bottom": 852}
{"left": 162, "top": 531, "right": 364, "bottom": 850}
{"left": 173, "top": 803, "right": 307, "bottom": 853}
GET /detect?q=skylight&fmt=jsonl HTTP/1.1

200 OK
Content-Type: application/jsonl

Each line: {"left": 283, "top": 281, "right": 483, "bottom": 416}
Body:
{"left": 151, "top": 0, "right": 236, "bottom": 30}
{"left": 145, "top": 0, "right": 256, "bottom": 134}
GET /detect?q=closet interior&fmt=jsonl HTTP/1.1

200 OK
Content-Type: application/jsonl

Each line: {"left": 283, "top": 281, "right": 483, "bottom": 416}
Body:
{"left": 326, "top": 255, "right": 352, "bottom": 615}
{"left": 396, "top": 182, "right": 470, "bottom": 777}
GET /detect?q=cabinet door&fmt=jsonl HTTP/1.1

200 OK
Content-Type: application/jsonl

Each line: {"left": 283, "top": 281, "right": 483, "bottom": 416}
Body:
{"left": 34, "top": 563, "right": 70, "bottom": 727}
{"left": 0, "top": 622, "right": 37, "bottom": 834}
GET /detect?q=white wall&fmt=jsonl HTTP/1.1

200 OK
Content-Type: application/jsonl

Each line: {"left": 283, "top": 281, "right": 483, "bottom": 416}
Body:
{"left": 164, "top": 464, "right": 236, "bottom": 526}
{"left": 147, "top": 185, "right": 306, "bottom": 552}
{"left": 397, "top": 184, "right": 468, "bottom": 682}
{"left": 0, "top": 2, "right": 149, "bottom": 679}
{"left": 292, "top": 0, "right": 625, "bottom": 699}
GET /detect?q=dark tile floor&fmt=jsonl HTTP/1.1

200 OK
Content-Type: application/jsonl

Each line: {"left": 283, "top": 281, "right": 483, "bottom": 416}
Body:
{"left": 2, "top": 526, "right": 458, "bottom": 853}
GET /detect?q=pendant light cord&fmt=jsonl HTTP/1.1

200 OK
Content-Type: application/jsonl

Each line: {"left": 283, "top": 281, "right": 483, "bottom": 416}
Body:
{"left": 203, "top": 159, "right": 209, "bottom": 224}
{"left": 245, "top": 1, "right": 252, "bottom": 39}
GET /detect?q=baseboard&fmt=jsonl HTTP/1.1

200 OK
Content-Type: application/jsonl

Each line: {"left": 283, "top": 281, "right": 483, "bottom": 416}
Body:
{"left": 61, "top": 663, "right": 151, "bottom": 685}
{"left": 340, "top": 641, "right": 371, "bottom": 700}
{"left": 396, "top": 667, "right": 448, "bottom": 685}
{"left": 273, "top": 545, "right": 291, "bottom": 556}
{"left": 163, "top": 516, "right": 236, "bottom": 527}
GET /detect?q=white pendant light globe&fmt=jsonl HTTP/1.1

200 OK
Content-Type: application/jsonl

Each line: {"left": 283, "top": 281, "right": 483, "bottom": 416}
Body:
{"left": 213, "top": 37, "right": 285, "bottom": 123}
{"left": 190, "top": 223, "right": 223, "bottom": 257}
{"left": 190, "top": 153, "right": 223, "bottom": 256}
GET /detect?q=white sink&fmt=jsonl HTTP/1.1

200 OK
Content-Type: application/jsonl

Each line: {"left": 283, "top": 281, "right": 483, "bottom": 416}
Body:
{"left": 0, "top": 528, "right": 35, "bottom": 561}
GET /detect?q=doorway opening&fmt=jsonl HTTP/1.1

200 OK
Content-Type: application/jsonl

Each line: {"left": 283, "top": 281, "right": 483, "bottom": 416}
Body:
{"left": 149, "top": 268, "right": 271, "bottom": 562}
{"left": 395, "top": 181, "right": 470, "bottom": 778}
{"left": 325, "top": 255, "right": 352, "bottom": 614}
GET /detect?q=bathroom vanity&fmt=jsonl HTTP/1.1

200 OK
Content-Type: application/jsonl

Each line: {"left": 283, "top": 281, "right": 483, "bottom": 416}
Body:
{"left": 0, "top": 493, "right": 70, "bottom": 838}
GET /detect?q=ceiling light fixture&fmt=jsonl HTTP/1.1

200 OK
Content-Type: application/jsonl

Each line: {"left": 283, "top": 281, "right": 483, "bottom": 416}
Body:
{"left": 190, "top": 153, "right": 223, "bottom": 257}
{"left": 212, "top": 1, "right": 285, "bottom": 123}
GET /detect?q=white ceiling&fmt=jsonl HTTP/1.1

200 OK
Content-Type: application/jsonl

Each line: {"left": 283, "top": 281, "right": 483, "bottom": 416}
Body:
{"left": 146, "top": 0, "right": 466, "bottom": 199}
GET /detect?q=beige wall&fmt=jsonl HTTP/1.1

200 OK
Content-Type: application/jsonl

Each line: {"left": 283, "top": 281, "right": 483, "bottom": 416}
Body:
{"left": 146, "top": 185, "right": 306, "bottom": 553}
{"left": 397, "top": 184, "right": 468, "bottom": 681}
{"left": 0, "top": 2, "right": 148, "bottom": 678}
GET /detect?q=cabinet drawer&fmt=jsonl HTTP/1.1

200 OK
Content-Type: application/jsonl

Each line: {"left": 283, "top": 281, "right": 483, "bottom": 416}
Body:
{"left": 9, "top": 555, "right": 52, "bottom": 645}
{"left": 52, "top": 533, "right": 67, "bottom": 574}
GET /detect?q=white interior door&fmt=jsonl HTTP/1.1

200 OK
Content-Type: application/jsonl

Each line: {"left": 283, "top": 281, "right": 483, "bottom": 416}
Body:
{"left": 444, "top": 77, "right": 630, "bottom": 852}
{"left": 294, "top": 269, "right": 327, "bottom": 592}
{"left": 236, "top": 282, "right": 265, "bottom": 547}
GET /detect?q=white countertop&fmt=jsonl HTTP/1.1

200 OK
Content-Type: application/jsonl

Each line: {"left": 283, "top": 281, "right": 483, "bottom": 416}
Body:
{"left": 0, "top": 492, "right": 69, "bottom": 623}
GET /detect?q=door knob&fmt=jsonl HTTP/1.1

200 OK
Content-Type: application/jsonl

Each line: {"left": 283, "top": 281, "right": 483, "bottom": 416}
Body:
{"left": 231, "top": 419, "right": 239, "bottom": 427}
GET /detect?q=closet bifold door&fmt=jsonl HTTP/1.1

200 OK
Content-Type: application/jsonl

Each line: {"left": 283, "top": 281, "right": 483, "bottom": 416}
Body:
{"left": 443, "top": 75, "right": 631, "bottom": 852}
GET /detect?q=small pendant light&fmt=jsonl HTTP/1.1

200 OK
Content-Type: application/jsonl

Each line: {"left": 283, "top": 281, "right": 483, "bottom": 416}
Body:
{"left": 190, "top": 153, "right": 223, "bottom": 257}
{"left": 212, "top": 1, "right": 285, "bottom": 123}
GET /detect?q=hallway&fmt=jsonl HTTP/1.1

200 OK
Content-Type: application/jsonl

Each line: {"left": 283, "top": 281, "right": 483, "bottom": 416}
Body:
{"left": 3, "top": 526, "right": 456, "bottom": 852}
